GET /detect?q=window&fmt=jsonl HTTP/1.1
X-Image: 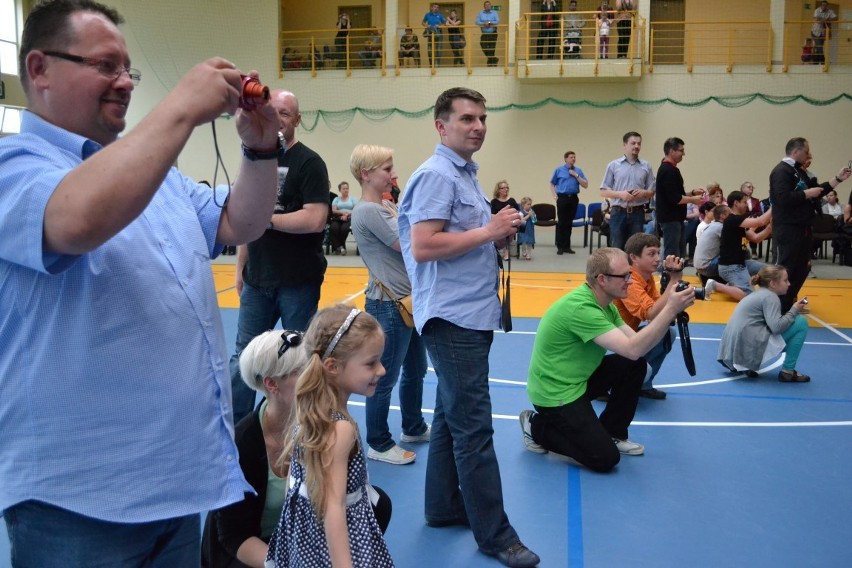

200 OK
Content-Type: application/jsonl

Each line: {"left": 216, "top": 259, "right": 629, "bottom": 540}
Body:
{"left": 1, "top": 106, "right": 21, "bottom": 134}
{"left": 0, "top": 0, "right": 18, "bottom": 76}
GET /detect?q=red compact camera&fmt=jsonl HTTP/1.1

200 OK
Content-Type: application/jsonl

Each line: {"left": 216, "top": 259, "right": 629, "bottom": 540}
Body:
{"left": 239, "top": 75, "right": 269, "bottom": 111}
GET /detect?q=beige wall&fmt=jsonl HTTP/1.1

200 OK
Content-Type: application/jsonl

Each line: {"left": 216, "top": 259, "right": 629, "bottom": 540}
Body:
{"left": 6, "top": 0, "right": 852, "bottom": 205}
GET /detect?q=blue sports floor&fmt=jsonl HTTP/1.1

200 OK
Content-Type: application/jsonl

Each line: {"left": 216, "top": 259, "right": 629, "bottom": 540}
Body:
{"left": 3, "top": 284, "right": 851, "bottom": 567}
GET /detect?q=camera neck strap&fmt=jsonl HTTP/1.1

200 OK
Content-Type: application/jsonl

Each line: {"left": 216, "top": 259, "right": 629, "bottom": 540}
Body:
{"left": 676, "top": 311, "right": 696, "bottom": 376}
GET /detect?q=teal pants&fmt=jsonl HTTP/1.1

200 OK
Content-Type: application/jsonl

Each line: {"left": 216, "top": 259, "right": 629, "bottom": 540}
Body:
{"left": 781, "top": 315, "right": 809, "bottom": 371}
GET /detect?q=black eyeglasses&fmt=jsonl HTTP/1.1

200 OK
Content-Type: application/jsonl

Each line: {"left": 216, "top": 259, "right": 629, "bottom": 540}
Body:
{"left": 602, "top": 272, "right": 632, "bottom": 282}
{"left": 278, "top": 330, "right": 304, "bottom": 358}
{"left": 43, "top": 51, "right": 141, "bottom": 86}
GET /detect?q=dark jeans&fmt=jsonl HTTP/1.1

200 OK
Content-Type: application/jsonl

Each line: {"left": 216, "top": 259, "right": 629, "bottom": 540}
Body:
{"left": 683, "top": 217, "right": 700, "bottom": 259}
{"left": 425, "top": 31, "right": 443, "bottom": 65}
{"left": 536, "top": 28, "right": 558, "bottom": 58}
{"left": 480, "top": 32, "right": 498, "bottom": 65}
{"left": 660, "top": 220, "right": 684, "bottom": 259}
{"left": 609, "top": 207, "right": 646, "bottom": 251}
{"left": 529, "top": 354, "right": 645, "bottom": 472}
{"left": 364, "top": 298, "right": 428, "bottom": 452}
{"left": 5, "top": 500, "right": 200, "bottom": 568}
{"left": 617, "top": 19, "right": 631, "bottom": 58}
{"left": 776, "top": 223, "right": 813, "bottom": 312}
{"left": 421, "top": 318, "right": 518, "bottom": 555}
{"left": 229, "top": 280, "right": 321, "bottom": 423}
{"left": 555, "top": 193, "right": 579, "bottom": 250}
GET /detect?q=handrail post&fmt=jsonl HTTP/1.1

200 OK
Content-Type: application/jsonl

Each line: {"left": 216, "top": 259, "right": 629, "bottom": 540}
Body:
{"left": 648, "top": 26, "right": 654, "bottom": 72}
{"left": 687, "top": 27, "right": 693, "bottom": 72}
{"left": 727, "top": 28, "right": 733, "bottom": 72}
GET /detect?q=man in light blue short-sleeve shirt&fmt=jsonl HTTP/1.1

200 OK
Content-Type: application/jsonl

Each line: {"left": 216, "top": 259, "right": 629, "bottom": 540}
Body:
{"left": 0, "top": 2, "right": 280, "bottom": 565}
{"left": 398, "top": 87, "right": 540, "bottom": 568}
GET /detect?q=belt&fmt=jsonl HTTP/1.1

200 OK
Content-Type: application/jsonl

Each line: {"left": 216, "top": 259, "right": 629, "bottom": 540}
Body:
{"left": 610, "top": 205, "right": 645, "bottom": 213}
{"left": 289, "top": 472, "right": 379, "bottom": 507}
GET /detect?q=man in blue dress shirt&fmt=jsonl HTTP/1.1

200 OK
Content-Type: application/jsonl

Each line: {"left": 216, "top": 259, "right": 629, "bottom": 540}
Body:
{"left": 550, "top": 150, "right": 589, "bottom": 254}
{"left": 398, "top": 87, "right": 540, "bottom": 568}
{"left": 0, "top": 1, "right": 280, "bottom": 565}
{"left": 476, "top": 1, "right": 501, "bottom": 66}
{"left": 422, "top": 3, "right": 447, "bottom": 66}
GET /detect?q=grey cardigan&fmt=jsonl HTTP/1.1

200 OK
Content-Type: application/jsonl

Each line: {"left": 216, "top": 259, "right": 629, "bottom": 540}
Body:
{"left": 717, "top": 287, "right": 800, "bottom": 371}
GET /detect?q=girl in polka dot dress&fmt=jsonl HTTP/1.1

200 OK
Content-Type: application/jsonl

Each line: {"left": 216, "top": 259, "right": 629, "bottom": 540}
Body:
{"left": 266, "top": 305, "right": 395, "bottom": 568}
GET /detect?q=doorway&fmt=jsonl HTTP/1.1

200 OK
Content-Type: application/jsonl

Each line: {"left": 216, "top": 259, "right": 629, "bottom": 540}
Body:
{"left": 649, "top": 0, "right": 685, "bottom": 64}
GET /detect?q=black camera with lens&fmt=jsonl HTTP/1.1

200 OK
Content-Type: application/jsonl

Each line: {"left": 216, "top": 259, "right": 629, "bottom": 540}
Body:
{"left": 675, "top": 280, "right": 706, "bottom": 301}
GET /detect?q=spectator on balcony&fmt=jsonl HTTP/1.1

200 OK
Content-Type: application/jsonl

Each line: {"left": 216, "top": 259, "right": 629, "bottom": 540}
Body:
{"left": 476, "top": 1, "right": 500, "bottom": 66}
{"left": 400, "top": 28, "right": 421, "bottom": 67}
{"left": 422, "top": 3, "right": 446, "bottom": 66}
{"left": 447, "top": 10, "right": 465, "bottom": 66}
{"left": 563, "top": 0, "right": 585, "bottom": 59}
{"left": 801, "top": 38, "right": 815, "bottom": 64}
{"left": 359, "top": 40, "right": 381, "bottom": 68}
{"left": 615, "top": 0, "right": 635, "bottom": 59}
{"left": 536, "top": 0, "right": 560, "bottom": 60}
{"left": 335, "top": 13, "right": 351, "bottom": 68}
{"left": 597, "top": 0, "right": 613, "bottom": 59}
{"left": 811, "top": 1, "right": 837, "bottom": 65}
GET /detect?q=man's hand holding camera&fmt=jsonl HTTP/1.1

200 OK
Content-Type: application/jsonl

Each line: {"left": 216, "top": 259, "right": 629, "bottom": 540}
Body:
{"left": 490, "top": 205, "right": 522, "bottom": 251}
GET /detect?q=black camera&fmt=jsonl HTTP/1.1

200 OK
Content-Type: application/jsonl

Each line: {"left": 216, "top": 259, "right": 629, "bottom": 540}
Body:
{"left": 675, "top": 280, "right": 706, "bottom": 301}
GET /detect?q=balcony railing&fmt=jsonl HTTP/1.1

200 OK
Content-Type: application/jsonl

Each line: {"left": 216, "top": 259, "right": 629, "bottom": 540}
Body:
{"left": 277, "top": 18, "right": 851, "bottom": 78}
{"left": 648, "top": 21, "right": 772, "bottom": 72}
{"left": 515, "top": 11, "right": 645, "bottom": 77}
{"left": 782, "top": 20, "right": 852, "bottom": 72}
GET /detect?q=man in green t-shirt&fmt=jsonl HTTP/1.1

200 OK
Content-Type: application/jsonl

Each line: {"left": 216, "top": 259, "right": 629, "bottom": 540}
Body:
{"left": 519, "top": 248, "right": 694, "bottom": 472}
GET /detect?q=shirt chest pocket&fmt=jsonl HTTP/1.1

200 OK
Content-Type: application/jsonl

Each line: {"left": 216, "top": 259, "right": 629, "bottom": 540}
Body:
{"left": 452, "top": 191, "right": 487, "bottom": 232}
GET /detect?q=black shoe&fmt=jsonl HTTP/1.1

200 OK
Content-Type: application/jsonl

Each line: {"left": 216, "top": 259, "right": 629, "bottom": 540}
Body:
{"left": 495, "top": 542, "right": 540, "bottom": 568}
{"left": 594, "top": 393, "right": 610, "bottom": 402}
{"left": 745, "top": 370, "right": 759, "bottom": 378}
{"left": 556, "top": 248, "right": 564, "bottom": 255}
{"left": 639, "top": 388, "right": 667, "bottom": 400}
{"left": 566, "top": 248, "right": 576, "bottom": 254}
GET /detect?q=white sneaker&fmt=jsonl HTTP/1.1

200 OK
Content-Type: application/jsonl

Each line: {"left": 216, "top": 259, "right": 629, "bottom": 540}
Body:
{"left": 367, "top": 444, "right": 416, "bottom": 465}
{"left": 519, "top": 410, "right": 547, "bottom": 454}
{"left": 400, "top": 424, "right": 431, "bottom": 443}
{"left": 613, "top": 438, "right": 645, "bottom": 456}
{"left": 704, "top": 278, "right": 717, "bottom": 300}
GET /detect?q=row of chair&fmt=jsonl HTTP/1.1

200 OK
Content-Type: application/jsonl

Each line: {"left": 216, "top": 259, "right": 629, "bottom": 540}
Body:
{"left": 530, "top": 202, "right": 608, "bottom": 254}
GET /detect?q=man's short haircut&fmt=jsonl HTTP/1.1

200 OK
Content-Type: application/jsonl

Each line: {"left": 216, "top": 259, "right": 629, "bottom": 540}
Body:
{"left": 624, "top": 233, "right": 660, "bottom": 263}
{"left": 564, "top": 151, "right": 576, "bottom": 159}
{"left": 586, "top": 247, "right": 628, "bottom": 287}
{"left": 19, "top": 0, "right": 124, "bottom": 94}
{"left": 712, "top": 204, "right": 729, "bottom": 220}
{"left": 434, "top": 87, "right": 486, "bottom": 121}
{"left": 740, "top": 181, "right": 753, "bottom": 191}
{"left": 785, "top": 137, "right": 808, "bottom": 156}
{"left": 699, "top": 201, "right": 715, "bottom": 214}
{"left": 623, "top": 131, "right": 642, "bottom": 143}
{"left": 663, "top": 137, "right": 685, "bottom": 155}
{"left": 349, "top": 144, "right": 393, "bottom": 182}
{"left": 726, "top": 191, "right": 746, "bottom": 208}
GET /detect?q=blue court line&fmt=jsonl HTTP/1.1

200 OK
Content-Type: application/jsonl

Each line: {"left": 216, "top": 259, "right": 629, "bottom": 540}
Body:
{"left": 567, "top": 466, "right": 584, "bottom": 568}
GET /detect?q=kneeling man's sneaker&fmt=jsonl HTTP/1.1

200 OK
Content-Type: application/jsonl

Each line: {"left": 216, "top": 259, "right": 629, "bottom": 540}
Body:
{"left": 613, "top": 438, "right": 645, "bottom": 455}
{"left": 519, "top": 410, "right": 547, "bottom": 454}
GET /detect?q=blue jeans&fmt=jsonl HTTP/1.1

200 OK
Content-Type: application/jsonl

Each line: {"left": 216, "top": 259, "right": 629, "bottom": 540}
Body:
{"left": 5, "top": 500, "right": 200, "bottom": 568}
{"left": 364, "top": 298, "right": 428, "bottom": 452}
{"left": 421, "top": 318, "right": 518, "bottom": 555}
{"left": 718, "top": 260, "right": 764, "bottom": 296}
{"left": 640, "top": 326, "right": 674, "bottom": 389}
{"left": 609, "top": 207, "right": 646, "bottom": 250}
{"left": 660, "top": 220, "right": 684, "bottom": 259}
{"left": 229, "top": 280, "right": 321, "bottom": 424}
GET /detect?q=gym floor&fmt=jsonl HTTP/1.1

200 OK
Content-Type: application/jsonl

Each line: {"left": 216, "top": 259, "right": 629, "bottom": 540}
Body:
{"left": 3, "top": 245, "right": 850, "bottom": 567}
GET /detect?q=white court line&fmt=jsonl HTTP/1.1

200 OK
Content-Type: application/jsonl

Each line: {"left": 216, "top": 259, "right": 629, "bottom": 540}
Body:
{"left": 341, "top": 287, "right": 367, "bottom": 304}
{"left": 807, "top": 313, "right": 852, "bottom": 344}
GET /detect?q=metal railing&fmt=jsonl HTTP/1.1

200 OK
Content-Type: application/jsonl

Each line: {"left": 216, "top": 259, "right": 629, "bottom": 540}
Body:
{"left": 515, "top": 11, "right": 644, "bottom": 76}
{"left": 279, "top": 27, "right": 387, "bottom": 78}
{"left": 782, "top": 20, "right": 852, "bottom": 72}
{"left": 648, "top": 21, "right": 772, "bottom": 72}
{"left": 396, "top": 24, "right": 509, "bottom": 75}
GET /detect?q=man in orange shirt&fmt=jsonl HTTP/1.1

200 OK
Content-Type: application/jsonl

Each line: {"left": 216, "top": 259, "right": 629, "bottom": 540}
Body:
{"left": 614, "top": 233, "right": 712, "bottom": 399}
